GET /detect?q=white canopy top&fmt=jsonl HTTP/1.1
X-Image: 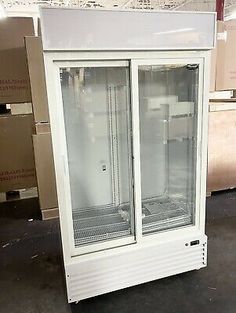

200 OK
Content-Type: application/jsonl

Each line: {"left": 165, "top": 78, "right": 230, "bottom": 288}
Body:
{"left": 40, "top": 7, "right": 216, "bottom": 51}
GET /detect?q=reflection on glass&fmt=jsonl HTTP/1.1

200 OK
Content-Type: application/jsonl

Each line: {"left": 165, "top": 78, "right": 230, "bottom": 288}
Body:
{"left": 138, "top": 64, "right": 199, "bottom": 234}
{"left": 60, "top": 66, "right": 134, "bottom": 247}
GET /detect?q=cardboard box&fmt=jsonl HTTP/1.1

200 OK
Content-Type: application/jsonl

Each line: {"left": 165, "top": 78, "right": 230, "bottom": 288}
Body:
{"left": 0, "top": 17, "right": 34, "bottom": 104}
{"left": 41, "top": 207, "right": 59, "bottom": 220}
{"left": 35, "top": 122, "right": 51, "bottom": 134}
{"left": 216, "top": 20, "right": 236, "bottom": 91}
{"left": 10, "top": 103, "right": 32, "bottom": 115}
{"left": 207, "top": 101, "right": 236, "bottom": 192}
{"left": 25, "top": 36, "right": 49, "bottom": 122}
{"left": 0, "top": 114, "right": 37, "bottom": 192}
{"left": 210, "top": 48, "right": 217, "bottom": 92}
{"left": 25, "top": 36, "right": 58, "bottom": 217}
{"left": 33, "top": 132, "right": 58, "bottom": 211}
{"left": 0, "top": 17, "right": 34, "bottom": 50}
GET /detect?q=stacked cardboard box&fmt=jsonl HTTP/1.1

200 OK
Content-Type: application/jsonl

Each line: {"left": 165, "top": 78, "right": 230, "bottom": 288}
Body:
{"left": 25, "top": 36, "right": 58, "bottom": 220}
{"left": 0, "top": 17, "right": 37, "bottom": 193}
{"left": 207, "top": 100, "right": 236, "bottom": 193}
{"left": 216, "top": 20, "right": 236, "bottom": 91}
{"left": 208, "top": 20, "right": 236, "bottom": 193}
{"left": 0, "top": 114, "right": 36, "bottom": 192}
{"left": 211, "top": 20, "right": 236, "bottom": 91}
{"left": 0, "top": 17, "right": 34, "bottom": 104}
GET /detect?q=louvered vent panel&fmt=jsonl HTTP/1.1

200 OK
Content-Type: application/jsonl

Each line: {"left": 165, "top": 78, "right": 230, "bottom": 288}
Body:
{"left": 66, "top": 235, "right": 207, "bottom": 302}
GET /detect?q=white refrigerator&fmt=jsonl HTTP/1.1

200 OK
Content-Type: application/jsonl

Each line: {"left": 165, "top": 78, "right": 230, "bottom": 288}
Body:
{"left": 40, "top": 7, "right": 216, "bottom": 303}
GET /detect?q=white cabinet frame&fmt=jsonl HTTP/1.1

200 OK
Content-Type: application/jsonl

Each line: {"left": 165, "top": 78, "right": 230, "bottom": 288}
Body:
{"left": 44, "top": 49, "right": 210, "bottom": 262}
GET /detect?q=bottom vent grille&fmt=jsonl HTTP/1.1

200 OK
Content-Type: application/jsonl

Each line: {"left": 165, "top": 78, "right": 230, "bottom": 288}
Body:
{"left": 66, "top": 235, "right": 207, "bottom": 302}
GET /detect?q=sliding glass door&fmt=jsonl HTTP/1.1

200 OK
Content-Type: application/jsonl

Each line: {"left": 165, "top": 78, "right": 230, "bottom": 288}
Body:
{"left": 135, "top": 61, "right": 200, "bottom": 235}
{"left": 58, "top": 57, "right": 203, "bottom": 253}
{"left": 59, "top": 61, "right": 135, "bottom": 248}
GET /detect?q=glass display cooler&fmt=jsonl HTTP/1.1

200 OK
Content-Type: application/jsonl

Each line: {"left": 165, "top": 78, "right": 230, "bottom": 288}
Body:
{"left": 40, "top": 7, "right": 216, "bottom": 303}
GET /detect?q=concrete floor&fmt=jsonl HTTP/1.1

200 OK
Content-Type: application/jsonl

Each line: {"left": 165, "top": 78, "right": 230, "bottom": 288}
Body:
{"left": 0, "top": 191, "right": 236, "bottom": 313}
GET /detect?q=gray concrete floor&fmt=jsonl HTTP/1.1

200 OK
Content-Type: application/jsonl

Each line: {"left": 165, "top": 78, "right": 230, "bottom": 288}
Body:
{"left": 0, "top": 191, "right": 236, "bottom": 313}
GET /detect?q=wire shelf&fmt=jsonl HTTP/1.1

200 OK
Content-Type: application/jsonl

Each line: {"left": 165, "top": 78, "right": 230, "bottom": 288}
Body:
{"left": 72, "top": 198, "right": 193, "bottom": 246}
{"left": 73, "top": 205, "right": 131, "bottom": 246}
{"left": 142, "top": 198, "right": 193, "bottom": 234}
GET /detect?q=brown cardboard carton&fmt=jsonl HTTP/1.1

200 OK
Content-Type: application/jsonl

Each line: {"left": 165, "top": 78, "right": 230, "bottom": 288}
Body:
{"left": 210, "top": 48, "right": 216, "bottom": 92}
{"left": 33, "top": 132, "right": 58, "bottom": 210}
{"left": 0, "top": 114, "right": 36, "bottom": 192}
{"left": 216, "top": 20, "right": 236, "bottom": 90}
{"left": 25, "top": 36, "right": 49, "bottom": 122}
{"left": 0, "top": 48, "right": 31, "bottom": 104}
{"left": 207, "top": 102, "right": 236, "bottom": 192}
{"left": 0, "top": 17, "right": 34, "bottom": 50}
{"left": 35, "top": 122, "right": 51, "bottom": 134}
{"left": 41, "top": 208, "right": 59, "bottom": 220}
{"left": 10, "top": 103, "right": 32, "bottom": 115}
{"left": 0, "top": 17, "right": 34, "bottom": 104}
{"left": 25, "top": 36, "right": 58, "bottom": 215}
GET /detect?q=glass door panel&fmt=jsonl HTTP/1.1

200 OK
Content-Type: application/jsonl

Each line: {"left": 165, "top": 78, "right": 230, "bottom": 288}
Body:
{"left": 60, "top": 64, "right": 134, "bottom": 247}
{"left": 138, "top": 63, "right": 199, "bottom": 235}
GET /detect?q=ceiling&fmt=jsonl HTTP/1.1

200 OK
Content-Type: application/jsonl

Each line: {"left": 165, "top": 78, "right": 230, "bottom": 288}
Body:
{"left": 1, "top": 0, "right": 236, "bottom": 18}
